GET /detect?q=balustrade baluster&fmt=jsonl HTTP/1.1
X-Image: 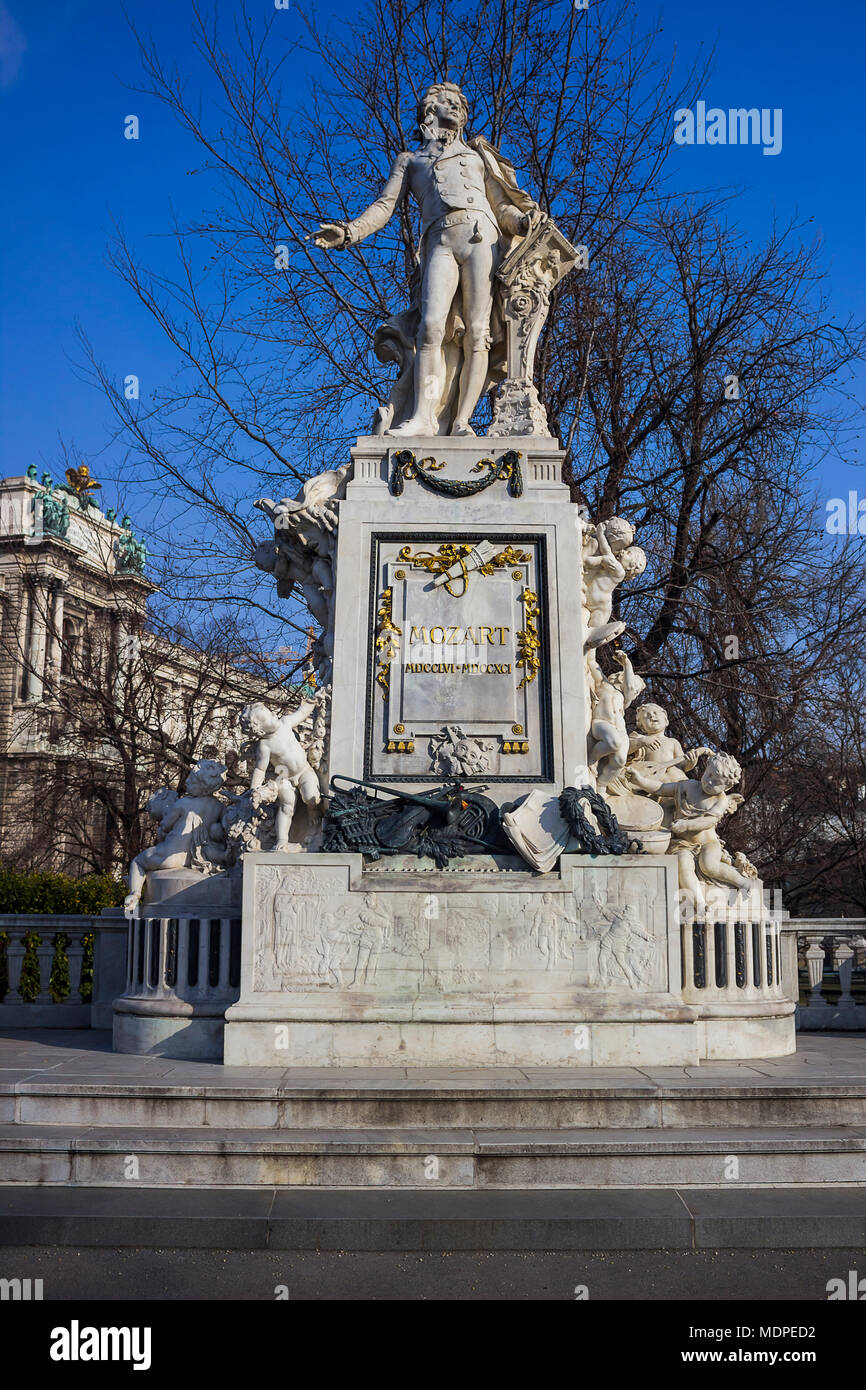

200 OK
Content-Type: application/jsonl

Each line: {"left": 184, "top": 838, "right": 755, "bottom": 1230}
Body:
{"left": 681, "top": 915, "right": 694, "bottom": 994}
{"left": 157, "top": 918, "right": 170, "bottom": 994}
{"left": 805, "top": 934, "right": 827, "bottom": 1004}
{"left": 126, "top": 920, "right": 135, "bottom": 989}
{"left": 724, "top": 910, "right": 738, "bottom": 996}
{"left": 218, "top": 917, "right": 231, "bottom": 991}
{"left": 177, "top": 919, "right": 190, "bottom": 992}
{"left": 35, "top": 934, "right": 53, "bottom": 1002}
{"left": 66, "top": 933, "right": 85, "bottom": 1002}
{"left": 763, "top": 922, "right": 774, "bottom": 996}
{"left": 835, "top": 937, "right": 855, "bottom": 1008}
{"left": 7, "top": 931, "right": 26, "bottom": 1000}
{"left": 197, "top": 918, "right": 209, "bottom": 997}
{"left": 143, "top": 919, "right": 154, "bottom": 990}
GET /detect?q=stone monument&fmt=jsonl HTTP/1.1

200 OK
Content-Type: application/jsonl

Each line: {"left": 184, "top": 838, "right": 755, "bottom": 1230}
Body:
{"left": 115, "top": 82, "right": 795, "bottom": 1066}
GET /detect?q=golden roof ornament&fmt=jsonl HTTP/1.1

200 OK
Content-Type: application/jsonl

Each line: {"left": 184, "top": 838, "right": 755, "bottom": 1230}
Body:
{"left": 63, "top": 464, "right": 102, "bottom": 506}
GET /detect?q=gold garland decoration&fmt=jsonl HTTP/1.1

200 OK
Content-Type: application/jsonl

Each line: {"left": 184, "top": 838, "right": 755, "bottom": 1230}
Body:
{"left": 516, "top": 587, "right": 541, "bottom": 689}
{"left": 375, "top": 586, "right": 402, "bottom": 700}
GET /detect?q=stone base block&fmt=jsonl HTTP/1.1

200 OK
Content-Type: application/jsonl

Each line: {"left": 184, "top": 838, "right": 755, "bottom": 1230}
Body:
{"left": 224, "top": 851, "right": 796, "bottom": 1068}
{"left": 222, "top": 1017, "right": 702, "bottom": 1068}
{"left": 141, "top": 868, "right": 240, "bottom": 912}
{"left": 699, "top": 1012, "right": 797, "bottom": 1061}
{"left": 225, "top": 850, "right": 696, "bottom": 1067}
{"left": 797, "top": 1004, "right": 866, "bottom": 1031}
{"left": 113, "top": 1012, "right": 225, "bottom": 1061}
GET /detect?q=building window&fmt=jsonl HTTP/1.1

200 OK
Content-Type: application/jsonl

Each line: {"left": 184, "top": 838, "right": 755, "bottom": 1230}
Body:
{"left": 61, "top": 616, "right": 83, "bottom": 675}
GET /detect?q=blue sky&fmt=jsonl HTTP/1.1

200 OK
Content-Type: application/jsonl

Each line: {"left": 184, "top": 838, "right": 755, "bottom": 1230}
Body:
{"left": 1, "top": 0, "right": 864, "bottom": 526}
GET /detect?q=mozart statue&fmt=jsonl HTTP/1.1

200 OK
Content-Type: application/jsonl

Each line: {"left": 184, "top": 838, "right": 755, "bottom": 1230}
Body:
{"left": 314, "top": 81, "right": 555, "bottom": 438}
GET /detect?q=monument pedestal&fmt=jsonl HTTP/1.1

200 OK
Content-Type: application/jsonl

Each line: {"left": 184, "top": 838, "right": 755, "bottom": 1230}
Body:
{"left": 328, "top": 435, "right": 587, "bottom": 806}
{"left": 113, "top": 870, "right": 241, "bottom": 1060}
{"left": 223, "top": 849, "right": 792, "bottom": 1068}
{"left": 224, "top": 430, "right": 796, "bottom": 1068}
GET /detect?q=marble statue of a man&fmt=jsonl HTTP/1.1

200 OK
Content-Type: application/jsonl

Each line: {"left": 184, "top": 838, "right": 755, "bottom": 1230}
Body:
{"left": 314, "top": 81, "right": 540, "bottom": 437}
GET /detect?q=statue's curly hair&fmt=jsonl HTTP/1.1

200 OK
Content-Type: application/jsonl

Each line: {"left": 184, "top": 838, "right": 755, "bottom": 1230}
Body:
{"left": 185, "top": 758, "right": 227, "bottom": 795}
{"left": 417, "top": 82, "right": 470, "bottom": 132}
{"left": 705, "top": 751, "right": 742, "bottom": 788}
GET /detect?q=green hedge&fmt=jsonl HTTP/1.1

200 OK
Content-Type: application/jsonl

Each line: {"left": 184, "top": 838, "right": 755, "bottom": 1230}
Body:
{"left": 0, "top": 930, "right": 95, "bottom": 1004}
{"left": 0, "top": 863, "right": 125, "bottom": 914}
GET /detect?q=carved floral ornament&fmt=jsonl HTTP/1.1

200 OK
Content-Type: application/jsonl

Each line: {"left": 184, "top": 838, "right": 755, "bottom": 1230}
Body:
{"left": 390, "top": 449, "right": 523, "bottom": 498}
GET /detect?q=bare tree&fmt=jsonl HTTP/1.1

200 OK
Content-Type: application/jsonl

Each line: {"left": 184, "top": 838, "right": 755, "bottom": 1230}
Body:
{"left": 0, "top": 541, "right": 297, "bottom": 874}
{"left": 71, "top": 0, "right": 866, "bottom": 905}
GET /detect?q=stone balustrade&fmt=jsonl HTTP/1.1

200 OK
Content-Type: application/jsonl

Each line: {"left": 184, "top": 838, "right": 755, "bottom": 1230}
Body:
{"left": 113, "top": 912, "right": 241, "bottom": 1059}
{"left": 675, "top": 893, "right": 795, "bottom": 1057}
{"left": 680, "top": 897, "right": 788, "bottom": 1005}
{"left": 0, "top": 912, "right": 127, "bottom": 1028}
{"left": 789, "top": 919, "right": 866, "bottom": 1030}
{"left": 4, "top": 901, "right": 862, "bottom": 1054}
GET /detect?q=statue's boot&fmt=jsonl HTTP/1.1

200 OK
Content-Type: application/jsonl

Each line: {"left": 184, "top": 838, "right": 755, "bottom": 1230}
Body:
{"left": 453, "top": 345, "right": 489, "bottom": 437}
{"left": 389, "top": 415, "right": 437, "bottom": 436}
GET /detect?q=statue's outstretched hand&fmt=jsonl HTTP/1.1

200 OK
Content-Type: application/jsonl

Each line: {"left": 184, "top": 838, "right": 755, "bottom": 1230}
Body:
{"left": 313, "top": 222, "right": 349, "bottom": 249}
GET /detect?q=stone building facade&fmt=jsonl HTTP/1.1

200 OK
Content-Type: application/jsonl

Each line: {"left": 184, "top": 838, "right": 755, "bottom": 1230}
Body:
{"left": 0, "top": 466, "right": 274, "bottom": 875}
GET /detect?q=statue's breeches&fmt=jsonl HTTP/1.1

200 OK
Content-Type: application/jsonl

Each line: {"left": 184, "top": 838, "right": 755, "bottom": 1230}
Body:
{"left": 419, "top": 219, "right": 500, "bottom": 344}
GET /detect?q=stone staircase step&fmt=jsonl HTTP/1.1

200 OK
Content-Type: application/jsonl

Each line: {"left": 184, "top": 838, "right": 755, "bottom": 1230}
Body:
{"left": 4, "top": 1183, "right": 866, "bottom": 1250}
{"left": 4, "top": 1078, "right": 866, "bottom": 1130}
{"left": 2, "top": 1123, "right": 866, "bottom": 1188}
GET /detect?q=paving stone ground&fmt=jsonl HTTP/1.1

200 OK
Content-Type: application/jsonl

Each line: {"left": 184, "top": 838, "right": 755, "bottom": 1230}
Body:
{"left": 2, "top": 1028, "right": 866, "bottom": 1088}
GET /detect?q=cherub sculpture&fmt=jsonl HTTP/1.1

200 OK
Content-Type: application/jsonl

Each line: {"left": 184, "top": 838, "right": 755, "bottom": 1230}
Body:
{"left": 582, "top": 518, "right": 647, "bottom": 652}
{"left": 613, "top": 703, "right": 713, "bottom": 795}
{"left": 124, "top": 759, "right": 228, "bottom": 917}
{"left": 239, "top": 701, "right": 321, "bottom": 852}
{"left": 255, "top": 465, "right": 350, "bottom": 683}
{"left": 586, "top": 649, "right": 645, "bottom": 791}
{"left": 633, "top": 751, "right": 757, "bottom": 910}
